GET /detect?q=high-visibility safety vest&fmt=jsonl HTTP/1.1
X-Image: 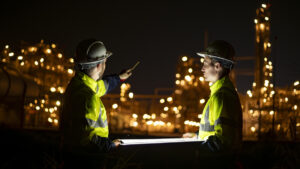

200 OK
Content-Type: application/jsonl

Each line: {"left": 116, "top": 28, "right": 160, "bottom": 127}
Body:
{"left": 61, "top": 71, "right": 116, "bottom": 147}
{"left": 198, "top": 76, "right": 242, "bottom": 150}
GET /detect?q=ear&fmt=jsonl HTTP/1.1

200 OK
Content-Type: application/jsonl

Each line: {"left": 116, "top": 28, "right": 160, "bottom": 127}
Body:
{"left": 214, "top": 62, "right": 222, "bottom": 70}
{"left": 96, "top": 63, "right": 101, "bottom": 69}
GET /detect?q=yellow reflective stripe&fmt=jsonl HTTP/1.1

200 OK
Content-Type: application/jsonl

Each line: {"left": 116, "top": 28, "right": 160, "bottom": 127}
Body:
{"left": 204, "top": 105, "right": 210, "bottom": 124}
{"left": 200, "top": 124, "right": 215, "bottom": 132}
{"left": 86, "top": 100, "right": 108, "bottom": 125}
{"left": 86, "top": 117, "right": 107, "bottom": 128}
{"left": 200, "top": 105, "right": 215, "bottom": 132}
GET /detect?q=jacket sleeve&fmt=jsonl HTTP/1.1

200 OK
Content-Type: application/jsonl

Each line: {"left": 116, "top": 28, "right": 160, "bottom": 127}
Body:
{"left": 205, "top": 92, "right": 238, "bottom": 152}
{"left": 91, "top": 135, "right": 116, "bottom": 152}
{"left": 97, "top": 75, "right": 121, "bottom": 97}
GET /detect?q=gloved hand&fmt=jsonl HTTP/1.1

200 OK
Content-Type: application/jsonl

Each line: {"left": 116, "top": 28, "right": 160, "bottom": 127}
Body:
{"left": 119, "top": 69, "right": 132, "bottom": 81}
{"left": 205, "top": 135, "right": 223, "bottom": 152}
{"left": 112, "top": 139, "right": 122, "bottom": 147}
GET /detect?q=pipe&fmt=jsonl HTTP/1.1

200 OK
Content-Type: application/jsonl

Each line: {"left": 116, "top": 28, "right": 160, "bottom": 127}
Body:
{"left": 0, "top": 66, "right": 39, "bottom": 99}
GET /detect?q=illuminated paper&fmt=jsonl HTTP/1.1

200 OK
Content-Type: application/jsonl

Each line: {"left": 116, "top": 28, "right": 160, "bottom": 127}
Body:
{"left": 121, "top": 138, "right": 202, "bottom": 146}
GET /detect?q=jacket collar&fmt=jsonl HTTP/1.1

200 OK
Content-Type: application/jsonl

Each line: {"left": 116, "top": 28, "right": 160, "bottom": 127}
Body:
{"left": 210, "top": 75, "right": 233, "bottom": 96}
{"left": 76, "top": 71, "right": 98, "bottom": 93}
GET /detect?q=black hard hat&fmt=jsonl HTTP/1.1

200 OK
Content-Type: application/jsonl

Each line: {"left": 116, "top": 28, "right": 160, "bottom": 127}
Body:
{"left": 74, "top": 39, "right": 112, "bottom": 69}
{"left": 197, "top": 40, "right": 235, "bottom": 69}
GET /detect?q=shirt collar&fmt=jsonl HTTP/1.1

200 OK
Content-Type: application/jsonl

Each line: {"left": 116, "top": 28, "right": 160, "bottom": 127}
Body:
{"left": 76, "top": 71, "right": 98, "bottom": 93}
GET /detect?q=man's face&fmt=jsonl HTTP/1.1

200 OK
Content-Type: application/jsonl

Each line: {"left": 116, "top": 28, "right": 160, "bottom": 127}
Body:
{"left": 201, "top": 56, "right": 220, "bottom": 83}
{"left": 97, "top": 59, "right": 107, "bottom": 80}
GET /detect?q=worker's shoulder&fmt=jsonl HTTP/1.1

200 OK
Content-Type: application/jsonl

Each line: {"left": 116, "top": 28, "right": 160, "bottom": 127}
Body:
{"left": 213, "top": 87, "right": 237, "bottom": 100}
{"left": 67, "top": 79, "right": 94, "bottom": 98}
{"left": 219, "top": 86, "right": 237, "bottom": 95}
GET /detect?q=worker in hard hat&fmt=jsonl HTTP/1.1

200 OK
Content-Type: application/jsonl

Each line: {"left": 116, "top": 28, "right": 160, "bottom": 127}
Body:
{"left": 183, "top": 40, "right": 242, "bottom": 153}
{"left": 61, "top": 39, "right": 132, "bottom": 156}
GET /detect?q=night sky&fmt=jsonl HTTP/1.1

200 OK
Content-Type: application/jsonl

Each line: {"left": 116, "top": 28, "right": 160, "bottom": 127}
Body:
{"left": 1, "top": 0, "right": 299, "bottom": 94}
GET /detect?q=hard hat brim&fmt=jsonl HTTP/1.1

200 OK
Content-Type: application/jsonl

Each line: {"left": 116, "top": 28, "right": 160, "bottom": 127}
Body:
{"left": 76, "top": 51, "right": 112, "bottom": 65}
{"left": 196, "top": 52, "right": 207, "bottom": 58}
{"left": 196, "top": 52, "right": 234, "bottom": 64}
